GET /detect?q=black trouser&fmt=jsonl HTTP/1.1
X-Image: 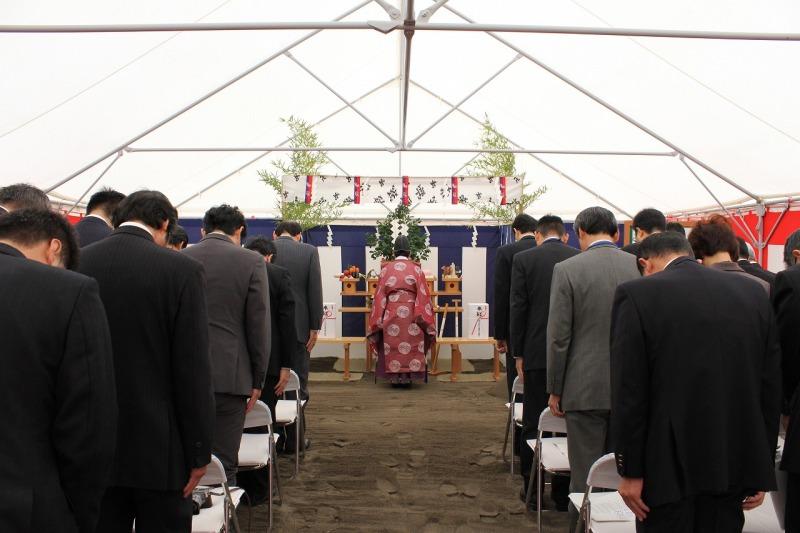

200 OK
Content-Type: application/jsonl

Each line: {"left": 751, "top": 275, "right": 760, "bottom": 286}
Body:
{"left": 213, "top": 393, "right": 247, "bottom": 485}
{"left": 96, "top": 486, "right": 192, "bottom": 533}
{"left": 238, "top": 375, "right": 279, "bottom": 504}
{"left": 505, "top": 353, "right": 521, "bottom": 456}
{"left": 520, "top": 368, "right": 570, "bottom": 505}
{"left": 787, "top": 472, "right": 800, "bottom": 533}
{"left": 636, "top": 492, "right": 745, "bottom": 533}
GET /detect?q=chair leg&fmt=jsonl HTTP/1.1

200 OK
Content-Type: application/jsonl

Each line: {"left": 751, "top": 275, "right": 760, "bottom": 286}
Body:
{"left": 271, "top": 442, "right": 283, "bottom": 506}
{"left": 510, "top": 415, "right": 515, "bottom": 476}
{"left": 536, "top": 449, "right": 543, "bottom": 532}
{"left": 501, "top": 411, "right": 511, "bottom": 463}
{"left": 268, "top": 460, "right": 273, "bottom": 531}
{"left": 223, "top": 483, "right": 242, "bottom": 533}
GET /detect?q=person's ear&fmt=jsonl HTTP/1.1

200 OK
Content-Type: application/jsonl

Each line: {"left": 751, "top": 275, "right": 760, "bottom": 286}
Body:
{"left": 47, "top": 238, "right": 63, "bottom": 267}
{"left": 638, "top": 257, "right": 647, "bottom": 269}
{"left": 561, "top": 234, "right": 569, "bottom": 244}
{"left": 793, "top": 249, "right": 800, "bottom": 260}
{"left": 160, "top": 220, "right": 169, "bottom": 233}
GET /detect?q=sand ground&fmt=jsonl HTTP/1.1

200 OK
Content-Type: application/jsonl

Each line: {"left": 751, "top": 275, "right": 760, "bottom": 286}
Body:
{"left": 237, "top": 366, "right": 570, "bottom": 532}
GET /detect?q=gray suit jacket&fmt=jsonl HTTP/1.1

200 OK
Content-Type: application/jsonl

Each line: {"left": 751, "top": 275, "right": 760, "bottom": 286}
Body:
{"left": 272, "top": 236, "right": 323, "bottom": 343}
{"left": 184, "top": 233, "right": 270, "bottom": 395}
{"left": 547, "top": 242, "right": 639, "bottom": 411}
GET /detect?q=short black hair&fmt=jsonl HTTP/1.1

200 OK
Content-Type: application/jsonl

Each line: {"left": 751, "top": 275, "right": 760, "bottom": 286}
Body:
{"left": 168, "top": 225, "right": 189, "bottom": 248}
{"left": 275, "top": 220, "right": 302, "bottom": 237}
{"left": 0, "top": 209, "right": 79, "bottom": 270}
{"left": 511, "top": 213, "right": 537, "bottom": 234}
{"left": 631, "top": 208, "right": 666, "bottom": 234}
{"left": 203, "top": 204, "right": 246, "bottom": 238}
{"left": 394, "top": 235, "right": 411, "bottom": 256}
{"left": 688, "top": 215, "right": 739, "bottom": 261}
{"left": 112, "top": 190, "right": 177, "bottom": 235}
{"left": 574, "top": 206, "right": 618, "bottom": 237}
{"left": 86, "top": 188, "right": 126, "bottom": 216}
{"left": 0, "top": 183, "right": 49, "bottom": 212}
{"left": 639, "top": 231, "right": 693, "bottom": 260}
{"left": 536, "top": 214, "right": 566, "bottom": 237}
{"left": 245, "top": 235, "right": 277, "bottom": 260}
{"left": 665, "top": 221, "right": 687, "bottom": 236}
{"left": 785, "top": 229, "right": 800, "bottom": 267}
{"left": 736, "top": 236, "right": 751, "bottom": 261}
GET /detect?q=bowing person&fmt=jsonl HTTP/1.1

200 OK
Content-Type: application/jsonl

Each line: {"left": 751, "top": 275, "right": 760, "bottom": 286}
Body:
{"left": 509, "top": 215, "right": 577, "bottom": 509}
{"left": 611, "top": 232, "right": 781, "bottom": 532}
{"left": 773, "top": 228, "right": 800, "bottom": 532}
{"left": 80, "top": 191, "right": 214, "bottom": 533}
{"left": 0, "top": 210, "right": 116, "bottom": 533}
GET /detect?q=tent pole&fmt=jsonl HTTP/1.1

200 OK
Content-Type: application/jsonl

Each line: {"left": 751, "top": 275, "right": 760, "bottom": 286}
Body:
{"left": 399, "top": 0, "right": 415, "bottom": 148}
{"left": 6, "top": 21, "right": 800, "bottom": 41}
{"left": 407, "top": 53, "right": 522, "bottom": 147}
{"left": 443, "top": 4, "right": 762, "bottom": 204}
{"left": 755, "top": 202, "right": 766, "bottom": 264}
{"left": 174, "top": 77, "right": 396, "bottom": 208}
{"left": 284, "top": 52, "right": 399, "bottom": 146}
{"left": 678, "top": 156, "right": 759, "bottom": 244}
{"left": 410, "top": 80, "right": 634, "bottom": 218}
{"left": 762, "top": 203, "right": 790, "bottom": 265}
{"left": 128, "top": 146, "right": 676, "bottom": 156}
{"left": 44, "top": 0, "right": 374, "bottom": 193}
{"left": 66, "top": 152, "right": 123, "bottom": 214}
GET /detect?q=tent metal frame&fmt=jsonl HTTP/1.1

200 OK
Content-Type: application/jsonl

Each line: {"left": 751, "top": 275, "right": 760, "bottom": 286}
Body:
{"left": 20, "top": 0, "right": 797, "bottom": 259}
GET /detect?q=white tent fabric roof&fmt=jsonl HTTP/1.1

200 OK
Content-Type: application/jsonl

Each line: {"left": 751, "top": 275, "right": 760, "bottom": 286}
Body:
{"left": 2, "top": 0, "right": 799, "bottom": 220}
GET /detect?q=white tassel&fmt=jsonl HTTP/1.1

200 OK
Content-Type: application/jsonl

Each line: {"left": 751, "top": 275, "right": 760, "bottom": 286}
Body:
{"left": 326, "top": 225, "right": 333, "bottom": 247}
{"left": 471, "top": 225, "right": 478, "bottom": 248}
{"left": 424, "top": 225, "right": 430, "bottom": 247}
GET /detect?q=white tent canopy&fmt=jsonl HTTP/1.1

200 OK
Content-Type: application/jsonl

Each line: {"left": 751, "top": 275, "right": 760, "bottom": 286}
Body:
{"left": 2, "top": 0, "right": 800, "bottom": 220}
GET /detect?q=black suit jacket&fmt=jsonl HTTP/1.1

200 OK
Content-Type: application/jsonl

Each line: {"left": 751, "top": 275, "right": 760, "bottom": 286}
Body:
{"left": 739, "top": 259, "right": 776, "bottom": 288}
{"left": 79, "top": 226, "right": 214, "bottom": 491}
{"left": 509, "top": 239, "right": 579, "bottom": 369}
{"left": 493, "top": 235, "right": 537, "bottom": 341}
{"left": 773, "top": 264, "right": 800, "bottom": 473}
{"left": 610, "top": 257, "right": 781, "bottom": 506}
{"left": 266, "top": 263, "right": 297, "bottom": 376}
{"left": 0, "top": 244, "right": 116, "bottom": 533}
{"left": 75, "top": 215, "right": 112, "bottom": 247}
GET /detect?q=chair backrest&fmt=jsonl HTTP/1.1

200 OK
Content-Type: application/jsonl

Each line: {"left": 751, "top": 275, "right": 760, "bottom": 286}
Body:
{"left": 199, "top": 455, "right": 227, "bottom": 485}
{"left": 511, "top": 376, "right": 524, "bottom": 397}
{"left": 282, "top": 370, "right": 301, "bottom": 397}
{"left": 586, "top": 453, "right": 621, "bottom": 490}
{"left": 244, "top": 400, "right": 274, "bottom": 429}
{"left": 537, "top": 407, "right": 567, "bottom": 434}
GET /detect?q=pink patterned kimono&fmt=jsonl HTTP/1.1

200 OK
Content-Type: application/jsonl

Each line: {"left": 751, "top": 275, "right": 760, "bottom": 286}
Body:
{"left": 368, "top": 257, "right": 436, "bottom": 381}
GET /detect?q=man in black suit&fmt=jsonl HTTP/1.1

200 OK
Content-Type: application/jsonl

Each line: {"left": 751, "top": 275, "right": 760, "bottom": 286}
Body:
{"left": 493, "top": 213, "right": 538, "bottom": 400}
{"left": 622, "top": 208, "right": 666, "bottom": 264}
{"left": 611, "top": 232, "right": 781, "bottom": 532}
{"left": 510, "top": 215, "right": 577, "bottom": 509}
{"left": 0, "top": 182, "right": 49, "bottom": 214}
{"left": 79, "top": 191, "right": 215, "bottom": 533}
{"left": 737, "top": 236, "right": 776, "bottom": 288}
{"left": 74, "top": 188, "right": 125, "bottom": 247}
{"left": 0, "top": 209, "right": 116, "bottom": 533}
{"left": 183, "top": 205, "right": 270, "bottom": 484}
{"left": 773, "top": 228, "right": 800, "bottom": 532}
{"left": 240, "top": 236, "right": 297, "bottom": 505}
{"left": 167, "top": 225, "right": 189, "bottom": 251}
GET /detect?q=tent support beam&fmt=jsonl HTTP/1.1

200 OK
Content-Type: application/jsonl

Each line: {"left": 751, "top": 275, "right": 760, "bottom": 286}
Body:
{"left": 410, "top": 80, "right": 634, "bottom": 218}
{"left": 678, "top": 156, "right": 759, "bottom": 245}
{"left": 44, "top": 0, "right": 374, "bottom": 193}
{"left": 443, "top": 4, "right": 762, "bottom": 204}
{"left": 128, "top": 146, "right": 677, "bottom": 156}
{"left": 407, "top": 53, "right": 522, "bottom": 147}
{"left": 66, "top": 151, "right": 122, "bottom": 213}
{"left": 6, "top": 21, "right": 800, "bottom": 41}
{"left": 284, "top": 52, "right": 399, "bottom": 146}
{"left": 399, "top": 0, "right": 415, "bottom": 148}
{"left": 175, "top": 76, "right": 397, "bottom": 208}
{"left": 762, "top": 203, "right": 790, "bottom": 264}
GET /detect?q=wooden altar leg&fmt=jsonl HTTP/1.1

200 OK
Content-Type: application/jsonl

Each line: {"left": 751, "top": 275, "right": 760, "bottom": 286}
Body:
{"left": 450, "top": 344, "right": 462, "bottom": 382}
{"left": 366, "top": 342, "right": 373, "bottom": 373}
{"left": 492, "top": 343, "right": 500, "bottom": 382}
{"left": 343, "top": 342, "right": 351, "bottom": 381}
{"left": 430, "top": 342, "right": 440, "bottom": 374}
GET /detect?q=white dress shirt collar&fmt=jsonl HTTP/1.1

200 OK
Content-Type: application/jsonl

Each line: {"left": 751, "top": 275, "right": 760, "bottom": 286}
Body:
{"left": 119, "top": 221, "right": 155, "bottom": 237}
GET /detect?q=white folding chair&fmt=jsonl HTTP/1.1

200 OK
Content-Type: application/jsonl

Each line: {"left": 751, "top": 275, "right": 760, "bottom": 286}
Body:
{"left": 192, "top": 455, "right": 243, "bottom": 533}
{"left": 275, "top": 370, "right": 307, "bottom": 475}
{"left": 526, "top": 407, "right": 570, "bottom": 531}
{"left": 568, "top": 453, "right": 633, "bottom": 533}
{"left": 502, "top": 376, "right": 525, "bottom": 475}
{"left": 238, "top": 400, "right": 280, "bottom": 529}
